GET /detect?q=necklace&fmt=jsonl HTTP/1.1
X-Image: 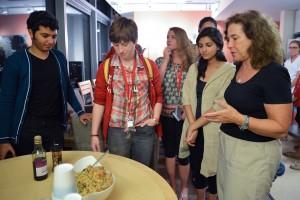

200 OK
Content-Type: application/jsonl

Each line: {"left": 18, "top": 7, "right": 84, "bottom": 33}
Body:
{"left": 236, "top": 64, "right": 247, "bottom": 83}
{"left": 236, "top": 66, "right": 259, "bottom": 83}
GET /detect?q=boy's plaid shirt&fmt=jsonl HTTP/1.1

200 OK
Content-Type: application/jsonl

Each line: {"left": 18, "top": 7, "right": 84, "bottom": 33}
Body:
{"left": 109, "top": 54, "right": 152, "bottom": 128}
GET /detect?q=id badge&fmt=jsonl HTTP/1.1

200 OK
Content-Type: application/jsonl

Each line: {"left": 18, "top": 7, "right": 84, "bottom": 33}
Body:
{"left": 127, "top": 119, "right": 134, "bottom": 128}
{"left": 126, "top": 119, "right": 136, "bottom": 135}
{"left": 172, "top": 106, "right": 182, "bottom": 122}
{"left": 133, "top": 85, "right": 138, "bottom": 93}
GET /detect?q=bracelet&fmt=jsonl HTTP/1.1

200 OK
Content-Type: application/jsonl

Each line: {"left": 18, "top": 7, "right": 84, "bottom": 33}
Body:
{"left": 239, "top": 115, "right": 249, "bottom": 131}
{"left": 152, "top": 118, "right": 159, "bottom": 125}
{"left": 90, "top": 134, "right": 99, "bottom": 137}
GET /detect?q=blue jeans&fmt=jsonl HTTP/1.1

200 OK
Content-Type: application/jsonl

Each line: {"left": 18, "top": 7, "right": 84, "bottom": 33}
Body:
{"left": 107, "top": 126, "right": 156, "bottom": 166}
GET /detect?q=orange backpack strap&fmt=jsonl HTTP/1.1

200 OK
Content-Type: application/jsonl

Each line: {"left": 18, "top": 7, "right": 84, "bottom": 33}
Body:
{"left": 104, "top": 57, "right": 153, "bottom": 83}
{"left": 103, "top": 58, "right": 111, "bottom": 83}
{"left": 144, "top": 58, "right": 153, "bottom": 80}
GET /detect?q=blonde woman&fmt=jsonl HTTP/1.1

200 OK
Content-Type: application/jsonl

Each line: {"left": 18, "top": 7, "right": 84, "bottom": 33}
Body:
{"left": 156, "top": 27, "right": 195, "bottom": 199}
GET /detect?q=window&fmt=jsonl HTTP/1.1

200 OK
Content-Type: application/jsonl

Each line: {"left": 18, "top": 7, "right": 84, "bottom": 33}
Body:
{"left": 97, "top": 22, "right": 110, "bottom": 62}
{"left": 66, "top": 5, "right": 91, "bottom": 80}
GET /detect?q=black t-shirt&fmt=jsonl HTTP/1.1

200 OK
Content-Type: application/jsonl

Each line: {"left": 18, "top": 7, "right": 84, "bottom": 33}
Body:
{"left": 221, "top": 62, "right": 292, "bottom": 142}
{"left": 27, "top": 52, "right": 63, "bottom": 119}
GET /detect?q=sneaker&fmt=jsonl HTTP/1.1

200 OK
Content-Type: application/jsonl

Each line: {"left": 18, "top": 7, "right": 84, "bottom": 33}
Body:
{"left": 180, "top": 188, "right": 188, "bottom": 200}
{"left": 290, "top": 163, "right": 300, "bottom": 170}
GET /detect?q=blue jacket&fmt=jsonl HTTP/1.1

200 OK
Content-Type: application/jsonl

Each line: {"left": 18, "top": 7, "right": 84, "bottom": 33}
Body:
{"left": 0, "top": 48, "right": 84, "bottom": 144}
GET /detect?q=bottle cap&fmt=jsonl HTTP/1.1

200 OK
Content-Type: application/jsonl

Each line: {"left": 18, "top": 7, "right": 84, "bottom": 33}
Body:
{"left": 52, "top": 143, "right": 60, "bottom": 150}
{"left": 34, "top": 135, "right": 42, "bottom": 145}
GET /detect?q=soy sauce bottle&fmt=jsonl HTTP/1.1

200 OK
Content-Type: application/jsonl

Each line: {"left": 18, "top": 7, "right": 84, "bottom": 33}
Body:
{"left": 32, "top": 135, "right": 48, "bottom": 181}
{"left": 51, "top": 143, "right": 62, "bottom": 171}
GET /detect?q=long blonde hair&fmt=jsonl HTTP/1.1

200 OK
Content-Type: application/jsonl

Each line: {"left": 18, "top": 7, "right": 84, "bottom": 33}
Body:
{"left": 169, "top": 27, "right": 196, "bottom": 69}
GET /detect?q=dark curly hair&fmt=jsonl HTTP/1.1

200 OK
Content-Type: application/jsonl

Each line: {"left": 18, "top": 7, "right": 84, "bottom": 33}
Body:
{"left": 27, "top": 11, "right": 59, "bottom": 35}
{"left": 224, "top": 10, "right": 283, "bottom": 69}
{"left": 196, "top": 27, "right": 226, "bottom": 79}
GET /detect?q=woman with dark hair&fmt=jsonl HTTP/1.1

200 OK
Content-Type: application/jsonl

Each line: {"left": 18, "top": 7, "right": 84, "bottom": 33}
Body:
{"left": 179, "top": 27, "right": 235, "bottom": 200}
{"left": 193, "top": 17, "right": 217, "bottom": 57}
{"left": 156, "top": 27, "right": 196, "bottom": 199}
{"left": 204, "top": 10, "right": 292, "bottom": 200}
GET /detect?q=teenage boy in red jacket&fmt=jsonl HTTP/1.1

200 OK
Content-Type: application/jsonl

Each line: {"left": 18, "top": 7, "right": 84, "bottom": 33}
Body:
{"left": 90, "top": 17, "right": 163, "bottom": 166}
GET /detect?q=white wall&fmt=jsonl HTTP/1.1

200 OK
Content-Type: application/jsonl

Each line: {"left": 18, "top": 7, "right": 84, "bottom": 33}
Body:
{"left": 295, "top": 9, "right": 300, "bottom": 33}
{"left": 280, "top": 10, "right": 296, "bottom": 55}
{"left": 133, "top": 11, "right": 211, "bottom": 60}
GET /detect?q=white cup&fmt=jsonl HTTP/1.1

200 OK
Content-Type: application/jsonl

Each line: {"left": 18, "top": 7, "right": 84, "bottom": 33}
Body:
{"left": 63, "top": 193, "right": 82, "bottom": 200}
{"left": 52, "top": 163, "right": 77, "bottom": 199}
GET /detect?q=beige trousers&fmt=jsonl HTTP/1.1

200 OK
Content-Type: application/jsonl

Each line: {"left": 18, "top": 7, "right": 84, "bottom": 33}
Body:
{"left": 217, "top": 131, "right": 281, "bottom": 200}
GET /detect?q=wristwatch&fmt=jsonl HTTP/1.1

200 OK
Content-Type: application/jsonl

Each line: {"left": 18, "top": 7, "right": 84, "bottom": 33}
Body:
{"left": 239, "top": 115, "right": 249, "bottom": 131}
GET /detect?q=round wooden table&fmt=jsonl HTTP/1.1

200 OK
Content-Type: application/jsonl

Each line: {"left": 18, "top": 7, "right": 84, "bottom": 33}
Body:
{"left": 0, "top": 151, "right": 177, "bottom": 200}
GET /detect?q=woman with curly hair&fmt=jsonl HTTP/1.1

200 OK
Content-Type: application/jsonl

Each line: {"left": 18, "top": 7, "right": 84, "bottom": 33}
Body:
{"left": 156, "top": 27, "right": 196, "bottom": 199}
{"left": 204, "top": 10, "right": 292, "bottom": 200}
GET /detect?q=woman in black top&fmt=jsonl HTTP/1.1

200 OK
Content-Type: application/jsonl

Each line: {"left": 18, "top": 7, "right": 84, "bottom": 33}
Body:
{"left": 204, "top": 10, "right": 292, "bottom": 200}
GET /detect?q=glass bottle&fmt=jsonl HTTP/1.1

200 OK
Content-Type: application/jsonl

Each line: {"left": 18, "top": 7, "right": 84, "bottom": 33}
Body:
{"left": 51, "top": 143, "right": 62, "bottom": 171}
{"left": 32, "top": 135, "right": 48, "bottom": 181}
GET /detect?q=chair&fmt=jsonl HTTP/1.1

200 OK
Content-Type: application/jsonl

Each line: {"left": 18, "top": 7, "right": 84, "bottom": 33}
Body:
{"left": 78, "top": 80, "right": 94, "bottom": 113}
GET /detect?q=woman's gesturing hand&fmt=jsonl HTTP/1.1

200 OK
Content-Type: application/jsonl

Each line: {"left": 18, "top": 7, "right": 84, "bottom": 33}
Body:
{"left": 204, "top": 100, "right": 243, "bottom": 125}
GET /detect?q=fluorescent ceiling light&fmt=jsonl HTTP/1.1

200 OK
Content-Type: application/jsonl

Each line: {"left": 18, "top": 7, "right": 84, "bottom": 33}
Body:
{"left": 105, "top": 0, "right": 220, "bottom": 13}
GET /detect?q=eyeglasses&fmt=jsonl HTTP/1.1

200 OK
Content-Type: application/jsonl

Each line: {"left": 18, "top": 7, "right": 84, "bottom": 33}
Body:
{"left": 289, "top": 46, "right": 299, "bottom": 49}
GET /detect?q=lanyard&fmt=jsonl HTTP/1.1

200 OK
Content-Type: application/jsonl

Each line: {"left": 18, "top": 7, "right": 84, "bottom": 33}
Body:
{"left": 119, "top": 58, "right": 137, "bottom": 117}
{"left": 175, "top": 64, "right": 183, "bottom": 97}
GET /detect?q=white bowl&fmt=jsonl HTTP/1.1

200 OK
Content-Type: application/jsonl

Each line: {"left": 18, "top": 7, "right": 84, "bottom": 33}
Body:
{"left": 73, "top": 155, "right": 99, "bottom": 173}
{"left": 73, "top": 155, "right": 115, "bottom": 200}
{"left": 64, "top": 193, "right": 82, "bottom": 200}
{"left": 81, "top": 175, "right": 115, "bottom": 200}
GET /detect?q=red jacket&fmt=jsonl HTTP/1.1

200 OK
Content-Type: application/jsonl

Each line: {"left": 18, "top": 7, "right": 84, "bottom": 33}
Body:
{"left": 94, "top": 51, "right": 163, "bottom": 140}
{"left": 294, "top": 76, "right": 300, "bottom": 106}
